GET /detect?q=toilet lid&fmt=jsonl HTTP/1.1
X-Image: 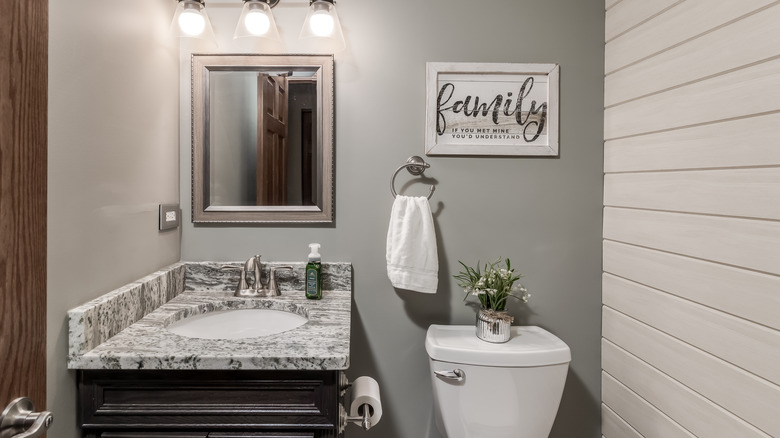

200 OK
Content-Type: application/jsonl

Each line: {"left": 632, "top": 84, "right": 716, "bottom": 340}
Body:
{"left": 425, "top": 325, "right": 571, "bottom": 367}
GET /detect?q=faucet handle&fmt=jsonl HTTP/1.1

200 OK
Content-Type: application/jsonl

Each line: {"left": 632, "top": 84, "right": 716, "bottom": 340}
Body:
{"left": 268, "top": 266, "right": 293, "bottom": 296}
{"left": 220, "top": 264, "right": 248, "bottom": 293}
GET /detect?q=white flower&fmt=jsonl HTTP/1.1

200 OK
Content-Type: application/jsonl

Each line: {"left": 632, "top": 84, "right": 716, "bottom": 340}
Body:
{"left": 514, "top": 284, "right": 530, "bottom": 303}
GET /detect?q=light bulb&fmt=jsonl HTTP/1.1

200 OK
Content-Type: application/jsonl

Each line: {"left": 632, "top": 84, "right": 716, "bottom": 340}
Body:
{"left": 298, "top": 0, "right": 345, "bottom": 50}
{"left": 309, "top": 10, "right": 334, "bottom": 37}
{"left": 244, "top": 10, "right": 271, "bottom": 36}
{"left": 178, "top": 9, "right": 206, "bottom": 36}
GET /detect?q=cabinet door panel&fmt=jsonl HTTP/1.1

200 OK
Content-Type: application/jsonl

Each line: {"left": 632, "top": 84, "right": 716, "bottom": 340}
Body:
{"left": 79, "top": 370, "right": 339, "bottom": 430}
{"left": 101, "top": 433, "right": 207, "bottom": 438}
{"left": 208, "top": 433, "right": 315, "bottom": 437}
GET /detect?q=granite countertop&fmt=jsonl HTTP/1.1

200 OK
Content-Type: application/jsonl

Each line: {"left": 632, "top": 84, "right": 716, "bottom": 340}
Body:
{"left": 68, "top": 262, "right": 352, "bottom": 371}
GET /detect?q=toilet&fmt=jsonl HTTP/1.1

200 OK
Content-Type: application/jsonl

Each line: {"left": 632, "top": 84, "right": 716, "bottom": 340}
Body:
{"left": 425, "top": 325, "right": 571, "bottom": 438}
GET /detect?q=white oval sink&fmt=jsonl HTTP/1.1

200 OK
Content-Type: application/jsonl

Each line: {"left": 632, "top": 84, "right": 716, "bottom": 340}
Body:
{"left": 166, "top": 309, "right": 307, "bottom": 339}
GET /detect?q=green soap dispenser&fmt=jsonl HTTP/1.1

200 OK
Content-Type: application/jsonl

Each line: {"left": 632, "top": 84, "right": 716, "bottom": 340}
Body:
{"left": 305, "top": 243, "right": 322, "bottom": 300}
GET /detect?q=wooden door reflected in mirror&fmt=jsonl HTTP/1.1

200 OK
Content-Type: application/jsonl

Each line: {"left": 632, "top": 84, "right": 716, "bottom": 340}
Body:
{"left": 257, "top": 72, "right": 288, "bottom": 206}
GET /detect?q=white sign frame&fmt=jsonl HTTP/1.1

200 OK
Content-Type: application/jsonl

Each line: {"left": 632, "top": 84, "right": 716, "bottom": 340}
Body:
{"left": 425, "top": 62, "right": 559, "bottom": 156}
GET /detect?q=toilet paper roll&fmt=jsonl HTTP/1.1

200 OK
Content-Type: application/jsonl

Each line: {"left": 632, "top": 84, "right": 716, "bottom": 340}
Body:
{"left": 350, "top": 376, "right": 382, "bottom": 427}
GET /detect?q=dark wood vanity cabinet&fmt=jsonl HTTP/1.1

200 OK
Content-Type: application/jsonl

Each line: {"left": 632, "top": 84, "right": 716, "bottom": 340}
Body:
{"left": 78, "top": 370, "right": 342, "bottom": 438}
{"left": 96, "top": 434, "right": 315, "bottom": 437}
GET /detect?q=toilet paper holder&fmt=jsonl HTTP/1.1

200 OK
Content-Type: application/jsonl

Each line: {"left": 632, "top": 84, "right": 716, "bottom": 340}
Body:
{"left": 346, "top": 404, "right": 373, "bottom": 431}
{"left": 339, "top": 373, "right": 381, "bottom": 432}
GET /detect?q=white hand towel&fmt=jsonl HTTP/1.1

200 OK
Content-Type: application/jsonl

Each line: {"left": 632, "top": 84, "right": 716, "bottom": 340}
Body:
{"left": 386, "top": 195, "right": 439, "bottom": 293}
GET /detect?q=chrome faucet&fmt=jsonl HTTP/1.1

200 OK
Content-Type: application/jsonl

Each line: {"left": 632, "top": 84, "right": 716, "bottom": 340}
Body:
{"left": 225, "top": 254, "right": 262, "bottom": 297}
{"left": 224, "top": 255, "right": 293, "bottom": 297}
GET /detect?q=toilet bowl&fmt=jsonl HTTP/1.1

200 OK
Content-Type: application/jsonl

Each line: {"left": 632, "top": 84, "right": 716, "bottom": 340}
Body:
{"left": 425, "top": 325, "right": 571, "bottom": 438}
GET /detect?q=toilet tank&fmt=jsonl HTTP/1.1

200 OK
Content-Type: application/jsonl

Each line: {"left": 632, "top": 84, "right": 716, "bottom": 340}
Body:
{"left": 425, "top": 325, "right": 571, "bottom": 438}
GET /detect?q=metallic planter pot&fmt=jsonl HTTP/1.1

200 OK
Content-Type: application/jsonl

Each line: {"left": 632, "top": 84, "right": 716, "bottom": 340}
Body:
{"left": 475, "top": 309, "right": 512, "bottom": 343}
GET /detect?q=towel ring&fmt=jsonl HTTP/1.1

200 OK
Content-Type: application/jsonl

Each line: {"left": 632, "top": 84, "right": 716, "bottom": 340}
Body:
{"left": 390, "top": 156, "right": 436, "bottom": 200}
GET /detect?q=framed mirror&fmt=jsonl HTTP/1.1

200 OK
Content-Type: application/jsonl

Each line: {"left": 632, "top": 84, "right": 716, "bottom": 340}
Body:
{"left": 192, "top": 54, "right": 334, "bottom": 224}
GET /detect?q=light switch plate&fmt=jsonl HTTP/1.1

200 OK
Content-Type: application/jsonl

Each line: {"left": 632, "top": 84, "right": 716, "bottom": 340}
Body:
{"left": 159, "top": 204, "right": 181, "bottom": 231}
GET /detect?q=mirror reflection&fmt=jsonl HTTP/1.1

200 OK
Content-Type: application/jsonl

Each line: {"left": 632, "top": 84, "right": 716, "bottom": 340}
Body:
{"left": 192, "top": 54, "right": 334, "bottom": 224}
{"left": 209, "top": 70, "right": 318, "bottom": 207}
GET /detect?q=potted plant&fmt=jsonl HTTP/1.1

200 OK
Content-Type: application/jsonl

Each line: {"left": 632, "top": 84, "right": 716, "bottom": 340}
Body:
{"left": 454, "top": 258, "right": 529, "bottom": 342}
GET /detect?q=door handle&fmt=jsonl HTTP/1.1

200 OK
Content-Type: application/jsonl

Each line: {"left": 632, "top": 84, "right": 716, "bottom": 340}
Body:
{"left": 0, "top": 398, "right": 53, "bottom": 438}
{"left": 434, "top": 369, "right": 465, "bottom": 382}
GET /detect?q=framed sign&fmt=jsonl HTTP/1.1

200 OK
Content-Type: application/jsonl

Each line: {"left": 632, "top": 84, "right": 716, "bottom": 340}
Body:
{"left": 425, "top": 62, "right": 559, "bottom": 156}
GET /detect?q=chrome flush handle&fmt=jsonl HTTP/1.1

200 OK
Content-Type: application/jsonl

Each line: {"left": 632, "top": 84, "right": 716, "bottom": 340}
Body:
{"left": 0, "top": 398, "right": 53, "bottom": 438}
{"left": 434, "top": 369, "right": 465, "bottom": 382}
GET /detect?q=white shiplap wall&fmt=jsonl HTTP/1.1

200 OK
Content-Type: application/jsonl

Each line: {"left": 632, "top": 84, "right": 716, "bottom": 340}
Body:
{"left": 602, "top": 1, "right": 780, "bottom": 437}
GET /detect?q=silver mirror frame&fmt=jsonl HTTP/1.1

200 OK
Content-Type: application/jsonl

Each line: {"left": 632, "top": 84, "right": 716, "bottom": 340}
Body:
{"left": 191, "top": 54, "right": 334, "bottom": 224}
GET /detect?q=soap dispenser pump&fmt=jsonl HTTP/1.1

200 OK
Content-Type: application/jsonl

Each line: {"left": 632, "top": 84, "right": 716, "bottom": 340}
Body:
{"left": 305, "top": 243, "right": 322, "bottom": 300}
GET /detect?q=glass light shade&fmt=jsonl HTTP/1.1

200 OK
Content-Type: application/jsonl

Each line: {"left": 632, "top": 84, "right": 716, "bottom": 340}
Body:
{"left": 299, "top": 0, "right": 345, "bottom": 51}
{"left": 170, "top": 0, "right": 216, "bottom": 40}
{"left": 234, "top": 1, "right": 281, "bottom": 40}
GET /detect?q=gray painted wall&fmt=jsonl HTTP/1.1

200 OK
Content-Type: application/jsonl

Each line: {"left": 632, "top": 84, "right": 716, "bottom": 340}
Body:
{"left": 47, "top": 1, "right": 180, "bottom": 436}
{"left": 181, "top": 1, "right": 604, "bottom": 437}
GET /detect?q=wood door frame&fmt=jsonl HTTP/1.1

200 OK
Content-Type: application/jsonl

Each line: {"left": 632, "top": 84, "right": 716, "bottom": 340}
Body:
{"left": 0, "top": 0, "right": 48, "bottom": 409}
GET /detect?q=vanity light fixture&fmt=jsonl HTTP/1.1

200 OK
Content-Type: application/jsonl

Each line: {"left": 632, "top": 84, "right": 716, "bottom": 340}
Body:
{"left": 234, "top": 0, "right": 281, "bottom": 41}
{"left": 299, "top": 0, "right": 345, "bottom": 51}
{"left": 170, "top": 0, "right": 216, "bottom": 40}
